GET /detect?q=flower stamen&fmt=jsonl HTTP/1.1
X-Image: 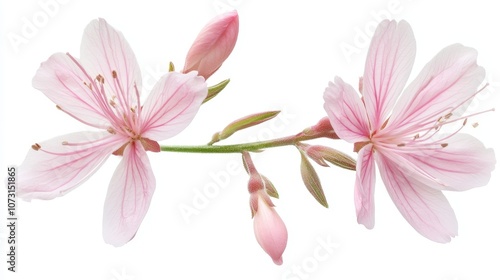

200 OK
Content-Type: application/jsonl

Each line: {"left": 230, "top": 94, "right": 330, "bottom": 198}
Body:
{"left": 96, "top": 74, "right": 105, "bottom": 84}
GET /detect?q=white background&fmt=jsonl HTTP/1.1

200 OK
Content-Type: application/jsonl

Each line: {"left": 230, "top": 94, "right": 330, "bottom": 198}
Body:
{"left": 1, "top": 0, "right": 499, "bottom": 279}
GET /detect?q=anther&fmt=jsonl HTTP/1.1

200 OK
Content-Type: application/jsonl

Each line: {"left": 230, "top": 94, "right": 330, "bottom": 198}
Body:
{"left": 62, "top": 141, "right": 68, "bottom": 145}
{"left": 472, "top": 122, "right": 479, "bottom": 128}
{"left": 107, "top": 127, "right": 116, "bottom": 134}
{"left": 441, "top": 143, "right": 448, "bottom": 148}
{"left": 112, "top": 70, "right": 117, "bottom": 78}
{"left": 84, "top": 82, "right": 93, "bottom": 90}
{"left": 445, "top": 112, "right": 453, "bottom": 119}
{"left": 413, "top": 134, "right": 420, "bottom": 140}
{"left": 463, "top": 118, "right": 468, "bottom": 126}
{"left": 397, "top": 143, "right": 405, "bottom": 147}
{"left": 31, "top": 143, "right": 41, "bottom": 151}
{"left": 56, "top": 105, "right": 62, "bottom": 110}
{"left": 96, "top": 74, "right": 104, "bottom": 84}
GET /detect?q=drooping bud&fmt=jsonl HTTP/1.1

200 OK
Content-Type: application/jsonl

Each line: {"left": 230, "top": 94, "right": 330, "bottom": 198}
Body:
{"left": 252, "top": 190, "right": 288, "bottom": 265}
{"left": 299, "top": 149, "right": 329, "bottom": 208}
{"left": 247, "top": 172, "right": 264, "bottom": 194}
{"left": 242, "top": 151, "right": 287, "bottom": 264}
{"left": 182, "top": 10, "right": 239, "bottom": 80}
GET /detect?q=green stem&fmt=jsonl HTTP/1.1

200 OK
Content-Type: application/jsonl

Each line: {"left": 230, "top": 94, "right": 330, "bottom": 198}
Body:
{"left": 160, "top": 131, "right": 336, "bottom": 154}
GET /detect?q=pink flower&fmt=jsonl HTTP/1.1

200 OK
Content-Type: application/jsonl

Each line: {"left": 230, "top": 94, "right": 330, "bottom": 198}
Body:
{"left": 324, "top": 20, "right": 496, "bottom": 242}
{"left": 182, "top": 10, "right": 239, "bottom": 79}
{"left": 250, "top": 189, "right": 288, "bottom": 265}
{"left": 18, "top": 19, "right": 207, "bottom": 246}
{"left": 244, "top": 152, "right": 287, "bottom": 265}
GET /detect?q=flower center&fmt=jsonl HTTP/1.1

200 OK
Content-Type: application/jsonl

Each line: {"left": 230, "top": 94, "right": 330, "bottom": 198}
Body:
{"left": 372, "top": 84, "right": 493, "bottom": 153}
{"left": 112, "top": 137, "right": 160, "bottom": 156}
{"left": 64, "top": 54, "right": 143, "bottom": 137}
{"left": 351, "top": 84, "right": 494, "bottom": 155}
{"left": 38, "top": 53, "right": 162, "bottom": 156}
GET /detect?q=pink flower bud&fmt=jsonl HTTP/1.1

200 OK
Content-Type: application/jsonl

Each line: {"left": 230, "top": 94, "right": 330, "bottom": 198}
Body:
{"left": 247, "top": 173, "right": 264, "bottom": 194}
{"left": 252, "top": 191, "right": 288, "bottom": 265}
{"left": 299, "top": 149, "right": 329, "bottom": 208}
{"left": 302, "top": 144, "right": 357, "bottom": 170}
{"left": 183, "top": 10, "right": 239, "bottom": 80}
{"left": 210, "top": 111, "right": 280, "bottom": 144}
{"left": 219, "top": 111, "right": 280, "bottom": 140}
{"left": 303, "top": 117, "right": 339, "bottom": 139}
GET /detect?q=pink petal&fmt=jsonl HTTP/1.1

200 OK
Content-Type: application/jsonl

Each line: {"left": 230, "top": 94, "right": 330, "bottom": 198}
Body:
{"left": 324, "top": 77, "right": 370, "bottom": 143}
{"left": 387, "top": 44, "right": 485, "bottom": 134}
{"left": 102, "top": 141, "right": 155, "bottom": 246}
{"left": 182, "top": 10, "right": 239, "bottom": 79}
{"left": 399, "top": 134, "right": 496, "bottom": 191}
{"left": 18, "top": 131, "right": 125, "bottom": 200}
{"left": 363, "top": 20, "right": 416, "bottom": 130}
{"left": 376, "top": 151, "right": 458, "bottom": 243}
{"left": 80, "top": 18, "right": 142, "bottom": 108}
{"left": 32, "top": 53, "right": 111, "bottom": 128}
{"left": 253, "top": 192, "right": 288, "bottom": 265}
{"left": 140, "top": 71, "right": 207, "bottom": 141}
{"left": 354, "top": 144, "right": 376, "bottom": 229}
